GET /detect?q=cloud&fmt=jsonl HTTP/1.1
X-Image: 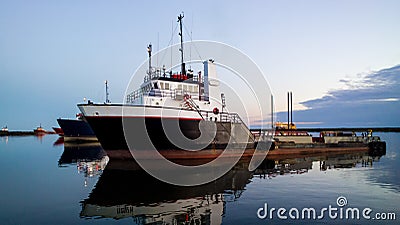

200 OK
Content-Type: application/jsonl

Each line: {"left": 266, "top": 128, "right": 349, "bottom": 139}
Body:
{"left": 301, "top": 65, "right": 400, "bottom": 110}
{"left": 282, "top": 65, "right": 400, "bottom": 127}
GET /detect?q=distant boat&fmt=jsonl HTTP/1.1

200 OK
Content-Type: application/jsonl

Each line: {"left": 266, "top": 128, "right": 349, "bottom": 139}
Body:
{"left": 1, "top": 126, "right": 8, "bottom": 132}
{"left": 33, "top": 124, "right": 46, "bottom": 135}
{"left": 0, "top": 126, "right": 8, "bottom": 136}
{"left": 52, "top": 127, "right": 64, "bottom": 136}
{"left": 57, "top": 113, "right": 97, "bottom": 142}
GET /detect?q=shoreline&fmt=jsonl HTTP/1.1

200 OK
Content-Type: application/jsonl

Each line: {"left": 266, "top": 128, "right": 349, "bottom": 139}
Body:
{"left": 0, "top": 131, "right": 56, "bottom": 136}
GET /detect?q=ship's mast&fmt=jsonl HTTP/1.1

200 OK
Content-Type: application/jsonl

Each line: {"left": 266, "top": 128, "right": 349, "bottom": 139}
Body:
{"left": 178, "top": 13, "right": 186, "bottom": 75}
{"left": 147, "top": 43, "right": 152, "bottom": 75}
{"left": 105, "top": 80, "right": 110, "bottom": 103}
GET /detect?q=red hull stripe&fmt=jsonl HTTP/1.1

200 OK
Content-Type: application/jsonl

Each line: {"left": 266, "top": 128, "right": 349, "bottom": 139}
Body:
{"left": 85, "top": 115, "right": 202, "bottom": 121}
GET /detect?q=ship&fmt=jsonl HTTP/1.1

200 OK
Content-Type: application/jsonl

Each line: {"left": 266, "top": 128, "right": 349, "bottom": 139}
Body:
{"left": 57, "top": 113, "right": 97, "bottom": 142}
{"left": 78, "top": 14, "right": 256, "bottom": 156}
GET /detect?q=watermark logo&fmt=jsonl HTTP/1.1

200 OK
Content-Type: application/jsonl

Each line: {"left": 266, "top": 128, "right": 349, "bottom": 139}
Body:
{"left": 257, "top": 196, "right": 397, "bottom": 221}
{"left": 122, "top": 41, "right": 274, "bottom": 186}
{"left": 336, "top": 196, "right": 347, "bottom": 207}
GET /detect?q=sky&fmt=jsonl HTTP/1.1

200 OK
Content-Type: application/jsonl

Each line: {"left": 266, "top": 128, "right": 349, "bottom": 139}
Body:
{"left": 1, "top": 0, "right": 400, "bottom": 130}
{"left": 274, "top": 64, "right": 400, "bottom": 127}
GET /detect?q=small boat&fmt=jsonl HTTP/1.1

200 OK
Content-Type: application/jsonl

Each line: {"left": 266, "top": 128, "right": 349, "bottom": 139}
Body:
{"left": 33, "top": 124, "right": 46, "bottom": 135}
{"left": 0, "top": 126, "right": 9, "bottom": 136}
{"left": 1, "top": 126, "right": 8, "bottom": 132}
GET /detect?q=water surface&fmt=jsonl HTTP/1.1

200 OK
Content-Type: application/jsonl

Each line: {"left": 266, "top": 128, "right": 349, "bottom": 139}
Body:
{"left": 0, "top": 133, "right": 398, "bottom": 224}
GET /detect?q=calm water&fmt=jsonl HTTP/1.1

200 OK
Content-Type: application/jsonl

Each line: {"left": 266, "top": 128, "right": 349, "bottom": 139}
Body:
{"left": 0, "top": 133, "right": 399, "bottom": 225}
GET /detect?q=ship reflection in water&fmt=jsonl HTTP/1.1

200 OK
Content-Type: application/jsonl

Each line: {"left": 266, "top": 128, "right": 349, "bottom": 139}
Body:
{"left": 73, "top": 144, "right": 384, "bottom": 225}
{"left": 58, "top": 141, "right": 109, "bottom": 179}
{"left": 80, "top": 158, "right": 247, "bottom": 224}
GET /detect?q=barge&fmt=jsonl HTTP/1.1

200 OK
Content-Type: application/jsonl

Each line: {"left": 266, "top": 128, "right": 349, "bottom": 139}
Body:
{"left": 251, "top": 128, "right": 386, "bottom": 158}
{"left": 252, "top": 91, "right": 386, "bottom": 157}
{"left": 277, "top": 129, "right": 384, "bottom": 153}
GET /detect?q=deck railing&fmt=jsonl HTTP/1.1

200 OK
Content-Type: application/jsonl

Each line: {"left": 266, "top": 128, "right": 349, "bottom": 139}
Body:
{"left": 144, "top": 68, "right": 202, "bottom": 83}
{"left": 126, "top": 89, "right": 198, "bottom": 103}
